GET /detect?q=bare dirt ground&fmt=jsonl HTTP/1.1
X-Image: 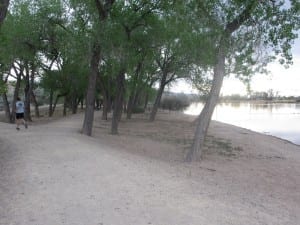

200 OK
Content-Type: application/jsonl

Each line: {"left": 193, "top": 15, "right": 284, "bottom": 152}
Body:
{"left": 1, "top": 110, "right": 300, "bottom": 225}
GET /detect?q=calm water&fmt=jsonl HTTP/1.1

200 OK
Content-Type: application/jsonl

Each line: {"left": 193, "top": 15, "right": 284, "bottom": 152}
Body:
{"left": 184, "top": 102, "right": 300, "bottom": 145}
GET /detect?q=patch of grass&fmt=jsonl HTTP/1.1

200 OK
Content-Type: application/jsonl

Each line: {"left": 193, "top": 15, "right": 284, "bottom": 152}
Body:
{"left": 205, "top": 136, "right": 243, "bottom": 157}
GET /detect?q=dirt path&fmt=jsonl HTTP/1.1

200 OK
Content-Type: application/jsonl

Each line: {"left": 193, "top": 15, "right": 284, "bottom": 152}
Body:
{"left": 1, "top": 112, "right": 300, "bottom": 225}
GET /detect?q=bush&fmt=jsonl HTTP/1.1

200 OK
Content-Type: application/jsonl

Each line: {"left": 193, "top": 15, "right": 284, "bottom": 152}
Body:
{"left": 160, "top": 95, "right": 190, "bottom": 111}
{"left": 132, "top": 107, "right": 145, "bottom": 114}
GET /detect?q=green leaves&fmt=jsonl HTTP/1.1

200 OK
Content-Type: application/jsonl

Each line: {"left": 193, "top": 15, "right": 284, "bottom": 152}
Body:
{"left": 1, "top": 0, "right": 299, "bottom": 101}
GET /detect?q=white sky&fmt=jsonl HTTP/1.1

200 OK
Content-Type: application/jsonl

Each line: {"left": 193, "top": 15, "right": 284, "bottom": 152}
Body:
{"left": 170, "top": 34, "right": 300, "bottom": 97}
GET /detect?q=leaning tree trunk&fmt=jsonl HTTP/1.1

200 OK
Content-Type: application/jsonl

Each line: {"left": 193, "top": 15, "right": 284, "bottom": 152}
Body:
{"left": 51, "top": 93, "right": 63, "bottom": 116}
{"left": 186, "top": 44, "right": 226, "bottom": 161}
{"left": 82, "top": 44, "right": 101, "bottom": 136}
{"left": 149, "top": 71, "right": 167, "bottom": 122}
{"left": 185, "top": 2, "right": 255, "bottom": 162}
{"left": 186, "top": 1, "right": 255, "bottom": 161}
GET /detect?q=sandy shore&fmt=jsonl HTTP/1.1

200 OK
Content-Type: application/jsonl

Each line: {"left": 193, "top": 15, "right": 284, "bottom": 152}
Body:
{"left": 0, "top": 110, "right": 300, "bottom": 225}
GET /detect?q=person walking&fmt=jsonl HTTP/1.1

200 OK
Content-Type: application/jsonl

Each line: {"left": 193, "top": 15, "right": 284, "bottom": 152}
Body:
{"left": 15, "top": 97, "right": 28, "bottom": 130}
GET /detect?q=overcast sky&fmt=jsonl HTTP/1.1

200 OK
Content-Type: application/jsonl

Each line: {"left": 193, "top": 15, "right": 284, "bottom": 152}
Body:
{"left": 171, "top": 34, "right": 300, "bottom": 97}
{"left": 222, "top": 36, "right": 300, "bottom": 96}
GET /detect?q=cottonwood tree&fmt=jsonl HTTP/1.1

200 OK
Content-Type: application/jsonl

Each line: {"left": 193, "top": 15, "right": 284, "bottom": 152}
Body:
{"left": 109, "top": 0, "right": 165, "bottom": 133}
{"left": 186, "top": 0, "right": 300, "bottom": 161}
{"left": 149, "top": 2, "right": 214, "bottom": 122}
{"left": 0, "top": 1, "right": 38, "bottom": 122}
{"left": 126, "top": 50, "right": 158, "bottom": 120}
{"left": 79, "top": 0, "right": 115, "bottom": 136}
{"left": 0, "top": 0, "right": 68, "bottom": 121}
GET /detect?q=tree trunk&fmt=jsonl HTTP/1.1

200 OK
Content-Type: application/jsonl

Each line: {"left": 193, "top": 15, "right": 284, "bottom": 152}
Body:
{"left": 103, "top": 92, "right": 112, "bottom": 120}
{"left": 111, "top": 69, "right": 125, "bottom": 134}
{"left": 51, "top": 94, "right": 61, "bottom": 116}
{"left": 30, "top": 66, "right": 39, "bottom": 118}
{"left": 149, "top": 71, "right": 167, "bottom": 122}
{"left": 63, "top": 96, "right": 67, "bottom": 116}
{"left": 2, "top": 92, "right": 11, "bottom": 122}
{"left": 185, "top": 2, "right": 256, "bottom": 162}
{"left": 24, "top": 68, "right": 32, "bottom": 122}
{"left": 126, "top": 93, "right": 135, "bottom": 119}
{"left": 144, "top": 80, "right": 155, "bottom": 111}
{"left": 70, "top": 93, "right": 78, "bottom": 114}
{"left": 80, "top": 98, "right": 84, "bottom": 109}
{"left": 10, "top": 72, "right": 21, "bottom": 123}
{"left": 82, "top": 44, "right": 101, "bottom": 136}
{"left": 31, "top": 90, "right": 40, "bottom": 118}
{"left": 102, "top": 91, "right": 109, "bottom": 120}
{"left": 186, "top": 43, "right": 226, "bottom": 162}
{"left": 98, "top": 76, "right": 109, "bottom": 120}
{"left": 126, "top": 62, "right": 142, "bottom": 119}
{"left": 0, "top": 0, "right": 9, "bottom": 28}
{"left": 143, "top": 91, "right": 149, "bottom": 111}
{"left": 48, "top": 89, "right": 54, "bottom": 117}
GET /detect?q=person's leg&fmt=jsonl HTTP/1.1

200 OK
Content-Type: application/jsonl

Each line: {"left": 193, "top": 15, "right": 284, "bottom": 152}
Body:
{"left": 16, "top": 118, "right": 21, "bottom": 130}
{"left": 22, "top": 118, "right": 28, "bottom": 128}
{"left": 19, "top": 113, "right": 27, "bottom": 129}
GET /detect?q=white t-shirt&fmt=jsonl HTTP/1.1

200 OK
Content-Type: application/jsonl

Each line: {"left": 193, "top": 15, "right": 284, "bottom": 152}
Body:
{"left": 16, "top": 101, "right": 25, "bottom": 113}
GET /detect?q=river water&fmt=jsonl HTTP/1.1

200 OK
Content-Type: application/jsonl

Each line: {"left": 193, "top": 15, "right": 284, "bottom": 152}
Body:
{"left": 184, "top": 102, "right": 300, "bottom": 145}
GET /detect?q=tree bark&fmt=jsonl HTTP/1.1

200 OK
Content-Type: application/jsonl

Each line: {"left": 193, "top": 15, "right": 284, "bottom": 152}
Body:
{"left": 30, "top": 64, "right": 39, "bottom": 118}
{"left": 126, "top": 93, "right": 135, "bottom": 119}
{"left": 143, "top": 91, "right": 149, "bottom": 111}
{"left": 186, "top": 2, "right": 257, "bottom": 161}
{"left": 24, "top": 65, "right": 32, "bottom": 122}
{"left": 102, "top": 90, "right": 112, "bottom": 120}
{"left": 63, "top": 96, "right": 67, "bottom": 116}
{"left": 51, "top": 94, "right": 60, "bottom": 116}
{"left": 10, "top": 71, "right": 21, "bottom": 123}
{"left": 31, "top": 90, "right": 40, "bottom": 118}
{"left": 126, "top": 62, "right": 142, "bottom": 119}
{"left": 2, "top": 92, "right": 11, "bottom": 122}
{"left": 101, "top": 90, "right": 109, "bottom": 120}
{"left": 82, "top": 44, "right": 101, "bottom": 136}
{"left": 0, "top": 0, "right": 9, "bottom": 28}
{"left": 186, "top": 43, "right": 226, "bottom": 162}
{"left": 149, "top": 71, "right": 167, "bottom": 122}
{"left": 111, "top": 69, "right": 125, "bottom": 134}
{"left": 98, "top": 75, "right": 111, "bottom": 120}
{"left": 48, "top": 89, "right": 54, "bottom": 117}
{"left": 82, "top": 0, "right": 115, "bottom": 136}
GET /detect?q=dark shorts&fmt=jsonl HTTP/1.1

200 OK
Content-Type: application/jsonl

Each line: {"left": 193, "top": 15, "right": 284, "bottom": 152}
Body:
{"left": 16, "top": 113, "right": 24, "bottom": 119}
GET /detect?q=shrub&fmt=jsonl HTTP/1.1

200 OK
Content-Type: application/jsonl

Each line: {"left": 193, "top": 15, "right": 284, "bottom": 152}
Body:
{"left": 160, "top": 95, "right": 190, "bottom": 111}
{"left": 132, "top": 107, "right": 145, "bottom": 114}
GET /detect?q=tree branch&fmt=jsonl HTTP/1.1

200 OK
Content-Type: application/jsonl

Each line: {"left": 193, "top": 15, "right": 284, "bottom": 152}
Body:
{"left": 0, "top": 0, "right": 10, "bottom": 28}
{"left": 94, "top": 0, "right": 115, "bottom": 21}
{"left": 225, "top": 1, "right": 258, "bottom": 34}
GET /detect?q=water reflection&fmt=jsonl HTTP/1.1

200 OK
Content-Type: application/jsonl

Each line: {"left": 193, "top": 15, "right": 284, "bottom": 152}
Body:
{"left": 184, "top": 102, "right": 300, "bottom": 145}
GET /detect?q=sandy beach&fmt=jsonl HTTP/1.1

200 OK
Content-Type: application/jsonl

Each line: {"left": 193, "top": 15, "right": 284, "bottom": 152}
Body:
{"left": 0, "top": 110, "right": 300, "bottom": 225}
